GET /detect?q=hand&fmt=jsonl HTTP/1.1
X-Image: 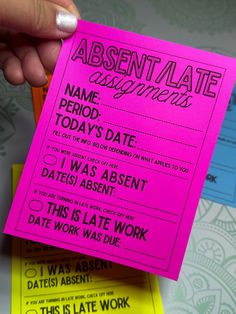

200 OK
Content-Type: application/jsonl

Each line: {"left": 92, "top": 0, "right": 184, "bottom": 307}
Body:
{"left": 0, "top": 0, "right": 80, "bottom": 86}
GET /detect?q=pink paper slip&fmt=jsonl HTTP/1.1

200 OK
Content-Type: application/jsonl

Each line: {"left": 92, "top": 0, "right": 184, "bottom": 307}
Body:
{"left": 4, "top": 20, "right": 236, "bottom": 280}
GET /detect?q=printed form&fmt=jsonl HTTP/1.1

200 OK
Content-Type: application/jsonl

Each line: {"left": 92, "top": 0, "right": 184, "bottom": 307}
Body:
{"left": 5, "top": 21, "right": 236, "bottom": 279}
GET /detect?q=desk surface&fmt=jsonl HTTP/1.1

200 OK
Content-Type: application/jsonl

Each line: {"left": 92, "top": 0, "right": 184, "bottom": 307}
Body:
{"left": 1, "top": 1, "right": 236, "bottom": 313}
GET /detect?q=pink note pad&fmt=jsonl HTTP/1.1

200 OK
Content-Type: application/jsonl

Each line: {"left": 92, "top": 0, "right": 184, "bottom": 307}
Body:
{"left": 4, "top": 20, "right": 236, "bottom": 280}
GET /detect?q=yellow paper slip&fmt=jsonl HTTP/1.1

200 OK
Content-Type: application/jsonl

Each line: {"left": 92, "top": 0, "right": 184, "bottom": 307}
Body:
{"left": 11, "top": 164, "right": 164, "bottom": 314}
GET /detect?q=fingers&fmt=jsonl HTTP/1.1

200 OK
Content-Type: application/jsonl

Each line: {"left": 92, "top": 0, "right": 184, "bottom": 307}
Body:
{"left": 0, "top": 0, "right": 78, "bottom": 39}
{"left": 0, "top": 44, "right": 24, "bottom": 85}
{"left": 8, "top": 33, "right": 48, "bottom": 86}
{"left": 5, "top": 33, "right": 61, "bottom": 86}
{"left": 0, "top": 0, "right": 81, "bottom": 86}
{"left": 1, "top": 31, "right": 63, "bottom": 86}
{"left": 36, "top": 39, "right": 61, "bottom": 73}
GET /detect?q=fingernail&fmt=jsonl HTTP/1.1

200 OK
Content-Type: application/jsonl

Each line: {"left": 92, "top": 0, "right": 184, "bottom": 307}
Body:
{"left": 56, "top": 11, "right": 77, "bottom": 33}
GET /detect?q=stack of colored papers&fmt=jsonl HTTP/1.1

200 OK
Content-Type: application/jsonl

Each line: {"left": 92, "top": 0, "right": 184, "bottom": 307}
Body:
{"left": 4, "top": 20, "right": 236, "bottom": 289}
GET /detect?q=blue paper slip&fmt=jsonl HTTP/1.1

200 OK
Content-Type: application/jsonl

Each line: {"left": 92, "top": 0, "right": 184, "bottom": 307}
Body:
{"left": 202, "top": 87, "right": 236, "bottom": 206}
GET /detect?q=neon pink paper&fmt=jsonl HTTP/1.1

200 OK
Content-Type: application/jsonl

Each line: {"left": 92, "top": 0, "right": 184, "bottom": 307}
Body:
{"left": 4, "top": 20, "right": 236, "bottom": 280}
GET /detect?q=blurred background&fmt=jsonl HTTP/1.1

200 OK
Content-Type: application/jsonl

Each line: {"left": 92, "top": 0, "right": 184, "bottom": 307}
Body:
{"left": 1, "top": 1, "right": 236, "bottom": 313}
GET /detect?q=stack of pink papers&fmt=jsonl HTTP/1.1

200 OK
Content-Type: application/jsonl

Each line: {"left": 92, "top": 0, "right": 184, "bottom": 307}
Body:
{"left": 4, "top": 20, "right": 236, "bottom": 280}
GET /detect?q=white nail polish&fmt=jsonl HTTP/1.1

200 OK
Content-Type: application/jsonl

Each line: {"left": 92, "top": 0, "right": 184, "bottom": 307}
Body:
{"left": 56, "top": 11, "right": 77, "bottom": 33}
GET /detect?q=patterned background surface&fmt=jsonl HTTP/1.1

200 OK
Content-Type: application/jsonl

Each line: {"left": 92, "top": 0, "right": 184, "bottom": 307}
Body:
{"left": 1, "top": 0, "right": 236, "bottom": 313}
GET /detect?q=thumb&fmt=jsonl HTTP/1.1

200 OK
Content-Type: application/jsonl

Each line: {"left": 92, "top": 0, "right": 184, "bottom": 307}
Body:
{"left": 0, "top": 0, "right": 78, "bottom": 39}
